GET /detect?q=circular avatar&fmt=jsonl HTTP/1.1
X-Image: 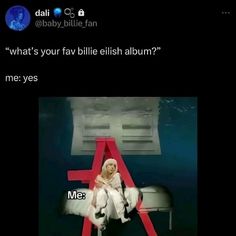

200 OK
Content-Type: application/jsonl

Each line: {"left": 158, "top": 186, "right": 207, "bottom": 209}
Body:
{"left": 5, "top": 5, "right": 31, "bottom": 31}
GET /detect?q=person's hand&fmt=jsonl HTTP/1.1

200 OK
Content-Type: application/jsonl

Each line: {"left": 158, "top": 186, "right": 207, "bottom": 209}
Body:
{"left": 95, "top": 182, "right": 104, "bottom": 188}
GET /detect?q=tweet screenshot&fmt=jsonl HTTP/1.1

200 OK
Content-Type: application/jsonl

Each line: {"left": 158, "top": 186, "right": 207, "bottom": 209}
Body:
{"left": 0, "top": 1, "right": 232, "bottom": 236}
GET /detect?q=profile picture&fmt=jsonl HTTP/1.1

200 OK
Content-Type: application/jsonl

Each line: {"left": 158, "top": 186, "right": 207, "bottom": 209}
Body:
{"left": 5, "top": 5, "right": 31, "bottom": 31}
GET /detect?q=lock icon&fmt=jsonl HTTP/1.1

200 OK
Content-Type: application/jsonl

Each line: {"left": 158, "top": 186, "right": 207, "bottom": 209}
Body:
{"left": 78, "top": 9, "right": 85, "bottom": 17}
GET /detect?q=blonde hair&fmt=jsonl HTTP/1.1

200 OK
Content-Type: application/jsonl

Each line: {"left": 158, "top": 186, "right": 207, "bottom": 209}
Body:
{"left": 101, "top": 158, "right": 118, "bottom": 178}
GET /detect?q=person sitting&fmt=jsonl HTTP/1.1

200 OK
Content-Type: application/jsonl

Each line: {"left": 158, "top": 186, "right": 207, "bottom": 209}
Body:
{"left": 92, "top": 158, "right": 131, "bottom": 223}
{"left": 64, "top": 158, "right": 139, "bottom": 230}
